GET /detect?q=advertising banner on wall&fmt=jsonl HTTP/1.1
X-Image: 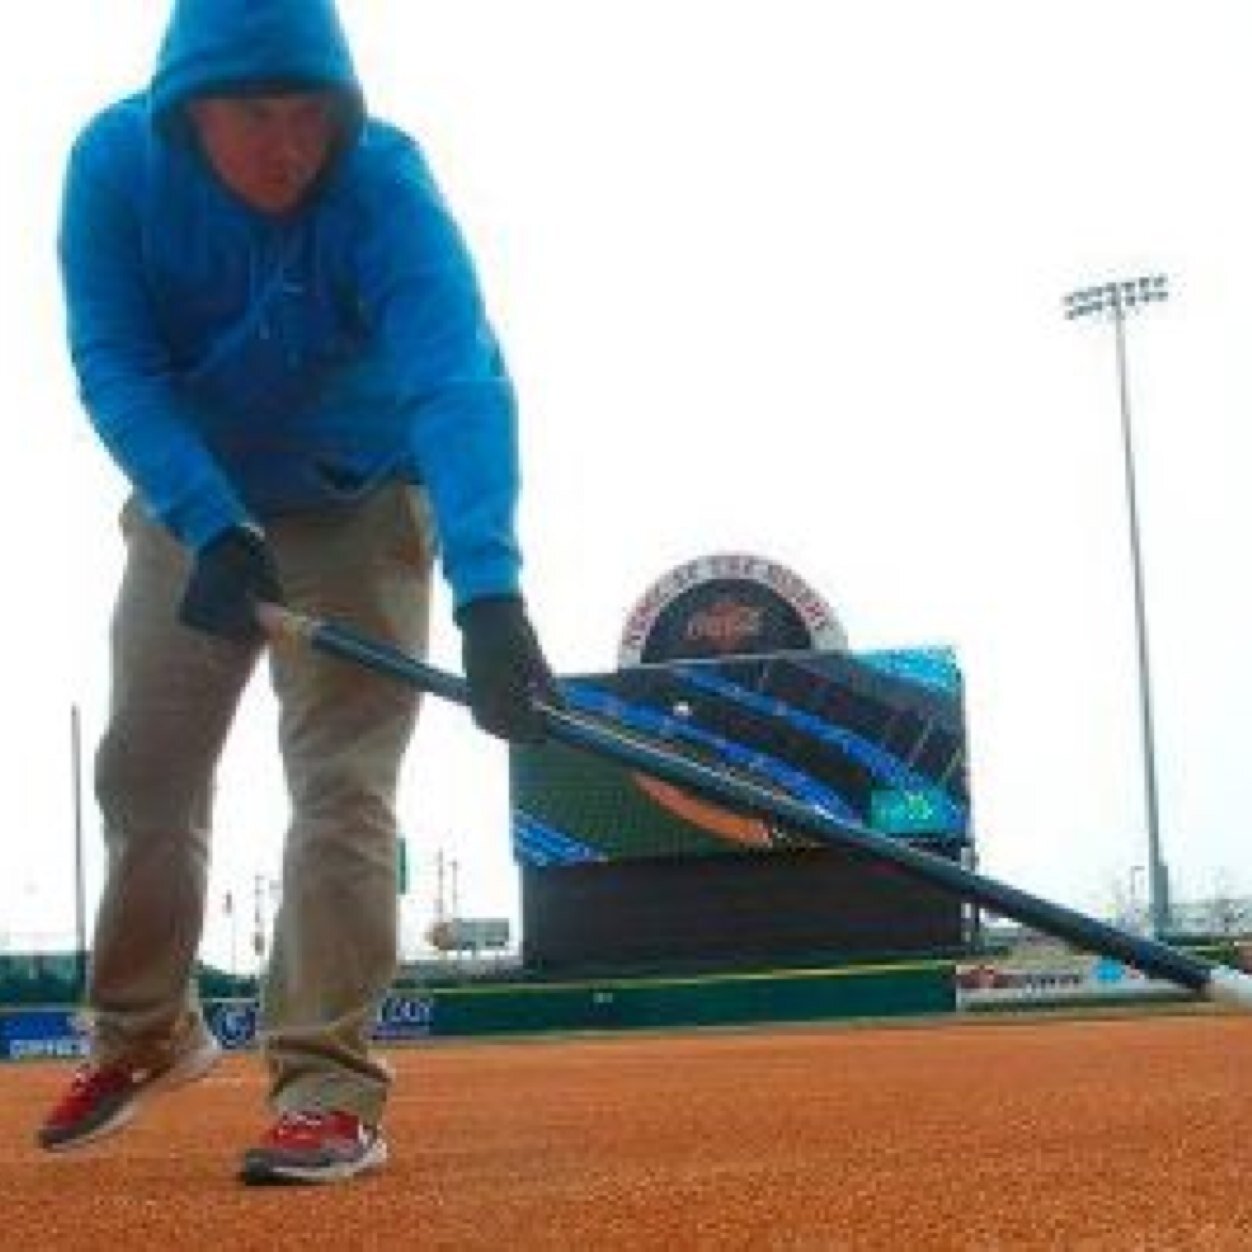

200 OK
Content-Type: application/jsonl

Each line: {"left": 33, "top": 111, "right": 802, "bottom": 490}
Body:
{"left": 0, "top": 1009, "right": 88, "bottom": 1061}
{"left": 0, "top": 993, "right": 439, "bottom": 1062}
{"left": 203, "top": 993, "right": 436, "bottom": 1050}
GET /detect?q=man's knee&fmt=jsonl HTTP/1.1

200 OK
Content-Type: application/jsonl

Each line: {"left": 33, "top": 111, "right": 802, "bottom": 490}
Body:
{"left": 95, "top": 724, "right": 209, "bottom": 835}
{"left": 289, "top": 756, "right": 398, "bottom": 834}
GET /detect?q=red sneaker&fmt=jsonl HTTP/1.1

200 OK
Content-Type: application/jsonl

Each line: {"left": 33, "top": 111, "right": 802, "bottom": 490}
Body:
{"left": 37, "top": 1029, "right": 221, "bottom": 1151}
{"left": 239, "top": 1110, "right": 388, "bottom": 1185}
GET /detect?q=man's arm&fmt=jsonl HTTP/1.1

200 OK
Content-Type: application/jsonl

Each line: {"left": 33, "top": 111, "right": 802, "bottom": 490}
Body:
{"left": 352, "top": 137, "right": 558, "bottom": 739}
{"left": 59, "top": 115, "right": 248, "bottom": 550}
{"left": 352, "top": 140, "right": 523, "bottom": 611}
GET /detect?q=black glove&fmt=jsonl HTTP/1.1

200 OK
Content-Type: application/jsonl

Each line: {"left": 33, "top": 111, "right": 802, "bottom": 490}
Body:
{"left": 178, "top": 525, "right": 284, "bottom": 643}
{"left": 457, "top": 595, "right": 561, "bottom": 744}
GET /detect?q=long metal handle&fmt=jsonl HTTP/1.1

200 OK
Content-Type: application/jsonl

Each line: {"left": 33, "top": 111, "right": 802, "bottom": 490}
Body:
{"left": 259, "top": 605, "right": 1252, "bottom": 1007}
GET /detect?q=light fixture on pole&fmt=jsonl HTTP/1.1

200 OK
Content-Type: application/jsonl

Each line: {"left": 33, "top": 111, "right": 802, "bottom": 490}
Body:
{"left": 1063, "top": 273, "right": 1171, "bottom": 937}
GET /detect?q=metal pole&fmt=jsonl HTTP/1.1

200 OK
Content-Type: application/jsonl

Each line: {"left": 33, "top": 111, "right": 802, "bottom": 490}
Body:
{"left": 435, "top": 849, "right": 446, "bottom": 921}
{"left": 1065, "top": 276, "right": 1171, "bottom": 938}
{"left": 1110, "top": 306, "right": 1170, "bottom": 936}
{"left": 70, "top": 705, "right": 87, "bottom": 997}
{"left": 1128, "top": 864, "right": 1146, "bottom": 933}
{"left": 257, "top": 604, "right": 1252, "bottom": 1008}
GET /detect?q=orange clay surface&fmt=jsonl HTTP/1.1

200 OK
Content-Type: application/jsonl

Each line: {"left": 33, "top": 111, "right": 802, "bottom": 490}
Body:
{"left": 3, "top": 1011, "right": 1252, "bottom": 1250}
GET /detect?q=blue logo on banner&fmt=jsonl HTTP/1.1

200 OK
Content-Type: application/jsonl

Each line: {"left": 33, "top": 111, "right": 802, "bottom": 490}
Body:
{"left": 209, "top": 1001, "right": 259, "bottom": 1050}
{"left": 1093, "top": 957, "right": 1125, "bottom": 984}
{"left": 372, "top": 994, "right": 434, "bottom": 1040}
{"left": 0, "top": 1010, "right": 88, "bottom": 1060}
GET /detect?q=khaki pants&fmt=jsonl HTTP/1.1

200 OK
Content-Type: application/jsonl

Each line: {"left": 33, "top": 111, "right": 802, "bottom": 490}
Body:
{"left": 89, "top": 483, "right": 432, "bottom": 1124}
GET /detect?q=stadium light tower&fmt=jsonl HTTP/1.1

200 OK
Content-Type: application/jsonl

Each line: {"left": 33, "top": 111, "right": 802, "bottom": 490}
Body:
{"left": 1063, "top": 274, "right": 1171, "bottom": 937}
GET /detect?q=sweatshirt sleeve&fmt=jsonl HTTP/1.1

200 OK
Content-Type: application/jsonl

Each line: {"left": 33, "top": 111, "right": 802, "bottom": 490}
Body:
{"left": 355, "top": 142, "right": 523, "bottom": 610}
{"left": 59, "top": 114, "right": 249, "bottom": 550}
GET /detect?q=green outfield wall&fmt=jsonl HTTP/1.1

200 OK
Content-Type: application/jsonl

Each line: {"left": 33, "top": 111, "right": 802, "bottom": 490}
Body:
{"left": 415, "top": 960, "right": 956, "bottom": 1036}
{"left": 2, "top": 960, "right": 957, "bottom": 1057}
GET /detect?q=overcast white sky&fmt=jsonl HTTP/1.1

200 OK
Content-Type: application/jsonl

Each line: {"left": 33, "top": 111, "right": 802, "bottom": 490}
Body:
{"left": 2, "top": 1, "right": 1250, "bottom": 971}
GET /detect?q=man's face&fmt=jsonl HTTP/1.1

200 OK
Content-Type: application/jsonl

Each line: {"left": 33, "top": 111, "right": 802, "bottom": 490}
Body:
{"left": 189, "top": 92, "right": 339, "bottom": 215}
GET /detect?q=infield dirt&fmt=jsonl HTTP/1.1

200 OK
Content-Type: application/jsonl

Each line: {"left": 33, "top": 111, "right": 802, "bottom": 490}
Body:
{"left": 3, "top": 1013, "right": 1251, "bottom": 1249}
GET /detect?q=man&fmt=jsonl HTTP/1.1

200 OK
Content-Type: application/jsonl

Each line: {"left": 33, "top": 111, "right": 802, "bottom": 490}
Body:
{"left": 38, "top": 0, "right": 558, "bottom": 1185}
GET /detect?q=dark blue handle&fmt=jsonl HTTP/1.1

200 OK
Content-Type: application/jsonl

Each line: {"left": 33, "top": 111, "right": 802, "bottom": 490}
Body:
{"left": 310, "top": 617, "right": 1213, "bottom": 993}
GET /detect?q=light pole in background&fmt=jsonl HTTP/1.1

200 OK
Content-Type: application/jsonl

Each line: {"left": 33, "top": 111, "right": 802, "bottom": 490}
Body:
{"left": 1064, "top": 274, "right": 1171, "bottom": 937}
{"left": 1129, "top": 864, "right": 1146, "bottom": 934}
{"left": 70, "top": 706, "right": 87, "bottom": 997}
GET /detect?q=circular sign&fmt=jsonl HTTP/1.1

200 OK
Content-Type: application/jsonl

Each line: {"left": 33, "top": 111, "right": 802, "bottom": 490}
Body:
{"left": 618, "top": 553, "right": 846, "bottom": 665}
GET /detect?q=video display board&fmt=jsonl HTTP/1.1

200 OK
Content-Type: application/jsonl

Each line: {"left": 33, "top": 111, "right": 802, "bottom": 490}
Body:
{"left": 511, "top": 646, "right": 969, "bottom": 867}
{"left": 511, "top": 645, "right": 971, "bottom": 971}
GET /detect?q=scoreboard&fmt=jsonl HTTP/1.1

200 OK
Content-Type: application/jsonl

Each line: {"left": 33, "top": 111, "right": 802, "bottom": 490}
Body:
{"left": 511, "top": 646, "right": 973, "bottom": 971}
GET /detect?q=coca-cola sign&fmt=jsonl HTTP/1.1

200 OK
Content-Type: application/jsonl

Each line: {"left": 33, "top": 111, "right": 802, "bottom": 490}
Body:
{"left": 619, "top": 553, "right": 845, "bottom": 665}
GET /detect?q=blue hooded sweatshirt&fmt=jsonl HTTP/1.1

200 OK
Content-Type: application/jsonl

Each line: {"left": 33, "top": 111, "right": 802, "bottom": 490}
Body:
{"left": 60, "top": 0, "right": 521, "bottom": 608}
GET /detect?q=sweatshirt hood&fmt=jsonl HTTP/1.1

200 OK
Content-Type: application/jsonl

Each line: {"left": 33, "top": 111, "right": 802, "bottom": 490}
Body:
{"left": 149, "top": 0, "right": 364, "bottom": 140}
